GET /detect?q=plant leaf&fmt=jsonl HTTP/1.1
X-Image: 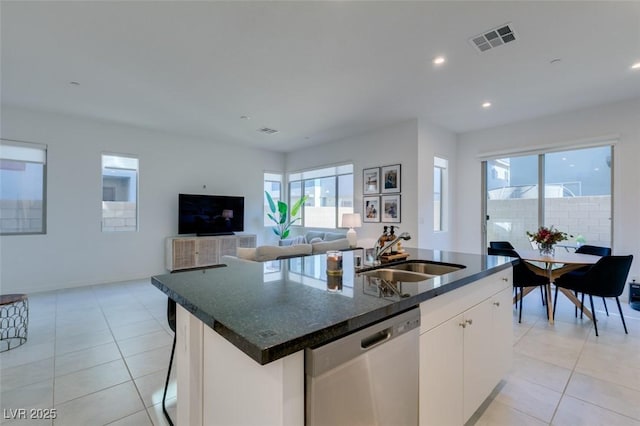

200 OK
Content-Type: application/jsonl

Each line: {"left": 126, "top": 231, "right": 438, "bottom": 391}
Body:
{"left": 290, "top": 195, "right": 308, "bottom": 217}
{"left": 282, "top": 229, "right": 290, "bottom": 239}
{"left": 265, "top": 191, "right": 276, "bottom": 214}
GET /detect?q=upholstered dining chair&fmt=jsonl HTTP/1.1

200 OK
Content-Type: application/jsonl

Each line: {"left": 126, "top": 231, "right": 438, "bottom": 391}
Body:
{"left": 488, "top": 247, "right": 550, "bottom": 323}
{"left": 489, "top": 241, "right": 546, "bottom": 306}
{"left": 553, "top": 255, "right": 633, "bottom": 336}
{"left": 569, "top": 245, "right": 612, "bottom": 318}
{"left": 489, "top": 241, "right": 515, "bottom": 250}
{"left": 163, "top": 264, "right": 227, "bottom": 426}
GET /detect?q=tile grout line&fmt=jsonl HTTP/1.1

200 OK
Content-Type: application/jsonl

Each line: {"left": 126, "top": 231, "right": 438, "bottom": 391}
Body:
{"left": 91, "top": 283, "right": 157, "bottom": 425}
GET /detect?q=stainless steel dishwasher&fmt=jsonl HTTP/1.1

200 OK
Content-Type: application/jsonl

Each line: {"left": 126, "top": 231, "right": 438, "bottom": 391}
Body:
{"left": 305, "top": 307, "right": 421, "bottom": 426}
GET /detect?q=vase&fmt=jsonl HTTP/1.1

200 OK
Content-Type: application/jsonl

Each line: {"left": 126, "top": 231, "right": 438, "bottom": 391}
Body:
{"left": 539, "top": 243, "right": 555, "bottom": 256}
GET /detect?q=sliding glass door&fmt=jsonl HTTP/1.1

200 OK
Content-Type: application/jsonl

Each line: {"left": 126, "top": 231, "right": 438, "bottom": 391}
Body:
{"left": 544, "top": 146, "right": 612, "bottom": 248}
{"left": 484, "top": 145, "right": 612, "bottom": 251}
{"left": 485, "top": 155, "right": 539, "bottom": 250}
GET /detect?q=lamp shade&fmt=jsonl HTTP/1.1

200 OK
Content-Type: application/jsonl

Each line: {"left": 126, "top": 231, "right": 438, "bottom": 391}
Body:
{"left": 342, "top": 213, "right": 362, "bottom": 228}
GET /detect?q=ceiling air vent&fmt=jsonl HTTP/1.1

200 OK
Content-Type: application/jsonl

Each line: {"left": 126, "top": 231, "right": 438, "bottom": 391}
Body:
{"left": 258, "top": 127, "right": 279, "bottom": 135}
{"left": 470, "top": 23, "right": 516, "bottom": 53}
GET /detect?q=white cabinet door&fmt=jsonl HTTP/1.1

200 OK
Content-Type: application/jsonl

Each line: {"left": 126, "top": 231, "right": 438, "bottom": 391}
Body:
{"left": 490, "top": 286, "right": 513, "bottom": 381}
{"left": 419, "top": 314, "right": 464, "bottom": 426}
{"left": 462, "top": 298, "right": 494, "bottom": 422}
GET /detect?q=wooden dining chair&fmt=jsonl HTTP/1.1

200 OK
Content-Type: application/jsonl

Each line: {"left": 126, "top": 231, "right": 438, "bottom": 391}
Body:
{"left": 553, "top": 255, "right": 633, "bottom": 336}
{"left": 488, "top": 247, "right": 550, "bottom": 323}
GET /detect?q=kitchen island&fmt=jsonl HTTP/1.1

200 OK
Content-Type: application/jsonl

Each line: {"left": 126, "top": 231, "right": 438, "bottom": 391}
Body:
{"left": 151, "top": 248, "right": 515, "bottom": 425}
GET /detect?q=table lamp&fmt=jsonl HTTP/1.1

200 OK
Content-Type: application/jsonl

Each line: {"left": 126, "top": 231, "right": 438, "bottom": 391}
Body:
{"left": 342, "top": 213, "right": 362, "bottom": 248}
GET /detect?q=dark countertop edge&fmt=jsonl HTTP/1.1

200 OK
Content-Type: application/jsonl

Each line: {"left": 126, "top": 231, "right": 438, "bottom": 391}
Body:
{"left": 151, "top": 259, "right": 516, "bottom": 365}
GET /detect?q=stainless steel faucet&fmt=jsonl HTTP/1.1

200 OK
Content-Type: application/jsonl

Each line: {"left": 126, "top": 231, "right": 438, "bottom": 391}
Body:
{"left": 375, "top": 232, "right": 411, "bottom": 260}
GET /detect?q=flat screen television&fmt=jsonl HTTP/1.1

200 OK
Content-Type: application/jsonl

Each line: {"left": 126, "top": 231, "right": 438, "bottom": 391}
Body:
{"left": 178, "top": 194, "right": 245, "bottom": 236}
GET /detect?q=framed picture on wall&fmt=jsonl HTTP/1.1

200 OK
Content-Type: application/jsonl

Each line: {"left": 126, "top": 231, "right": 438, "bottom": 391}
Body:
{"left": 363, "top": 196, "right": 380, "bottom": 222}
{"left": 381, "top": 194, "right": 401, "bottom": 223}
{"left": 363, "top": 167, "right": 380, "bottom": 194}
{"left": 381, "top": 164, "right": 401, "bottom": 193}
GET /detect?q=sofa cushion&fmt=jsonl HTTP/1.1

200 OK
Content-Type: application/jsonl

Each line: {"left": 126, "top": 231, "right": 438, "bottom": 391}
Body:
{"left": 311, "top": 238, "right": 350, "bottom": 254}
{"left": 304, "top": 231, "right": 325, "bottom": 243}
{"left": 308, "top": 237, "right": 323, "bottom": 244}
{"left": 255, "top": 244, "right": 312, "bottom": 262}
{"left": 323, "top": 232, "right": 346, "bottom": 241}
{"left": 236, "top": 247, "right": 257, "bottom": 261}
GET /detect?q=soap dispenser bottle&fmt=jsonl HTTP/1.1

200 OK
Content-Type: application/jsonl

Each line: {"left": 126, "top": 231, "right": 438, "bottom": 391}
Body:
{"left": 378, "top": 226, "right": 389, "bottom": 252}
{"left": 389, "top": 226, "right": 397, "bottom": 253}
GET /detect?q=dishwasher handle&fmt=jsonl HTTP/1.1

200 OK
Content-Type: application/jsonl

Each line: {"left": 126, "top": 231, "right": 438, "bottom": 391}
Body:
{"left": 361, "top": 328, "right": 391, "bottom": 350}
{"left": 305, "top": 307, "right": 420, "bottom": 377}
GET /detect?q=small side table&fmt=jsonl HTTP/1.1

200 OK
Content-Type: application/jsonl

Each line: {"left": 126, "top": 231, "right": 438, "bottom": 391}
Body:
{"left": 0, "top": 294, "right": 28, "bottom": 352}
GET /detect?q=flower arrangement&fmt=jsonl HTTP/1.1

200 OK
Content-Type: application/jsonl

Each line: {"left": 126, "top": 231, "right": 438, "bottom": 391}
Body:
{"left": 526, "top": 225, "right": 569, "bottom": 245}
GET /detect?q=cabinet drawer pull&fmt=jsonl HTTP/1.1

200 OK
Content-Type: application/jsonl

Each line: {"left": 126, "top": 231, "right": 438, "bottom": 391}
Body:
{"left": 502, "top": 277, "right": 509, "bottom": 282}
{"left": 459, "top": 322, "right": 466, "bottom": 328}
{"left": 465, "top": 319, "right": 473, "bottom": 326}
{"left": 493, "top": 301, "right": 500, "bottom": 307}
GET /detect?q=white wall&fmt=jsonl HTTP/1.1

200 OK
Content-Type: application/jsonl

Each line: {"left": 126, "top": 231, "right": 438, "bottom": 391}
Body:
{"left": 285, "top": 120, "right": 419, "bottom": 248}
{"left": 285, "top": 118, "right": 457, "bottom": 251}
{"left": 0, "top": 106, "right": 285, "bottom": 293}
{"left": 456, "top": 98, "right": 640, "bottom": 281}
{"left": 417, "top": 119, "right": 457, "bottom": 250}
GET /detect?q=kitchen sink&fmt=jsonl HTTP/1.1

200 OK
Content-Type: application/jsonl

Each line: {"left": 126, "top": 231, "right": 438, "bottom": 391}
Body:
{"left": 360, "top": 269, "right": 434, "bottom": 282}
{"left": 384, "top": 261, "right": 464, "bottom": 275}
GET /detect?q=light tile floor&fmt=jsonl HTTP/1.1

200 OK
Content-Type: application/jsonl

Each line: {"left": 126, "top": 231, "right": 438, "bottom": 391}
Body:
{"left": 0, "top": 280, "right": 176, "bottom": 426}
{"left": 1, "top": 279, "right": 639, "bottom": 425}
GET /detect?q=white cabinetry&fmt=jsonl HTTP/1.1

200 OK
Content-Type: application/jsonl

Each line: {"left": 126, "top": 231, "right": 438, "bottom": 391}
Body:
{"left": 419, "top": 268, "right": 513, "bottom": 426}
{"left": 166, "top": 234, "right": 256, "bottom": 271}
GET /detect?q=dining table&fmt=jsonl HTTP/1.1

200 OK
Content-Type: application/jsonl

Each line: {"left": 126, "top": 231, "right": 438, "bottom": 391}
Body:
{"left": 515, "top": 249, "right": 602, "bottom": 324}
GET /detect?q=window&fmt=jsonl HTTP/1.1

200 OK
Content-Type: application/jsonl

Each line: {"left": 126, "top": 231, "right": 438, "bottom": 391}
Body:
{"left": 483, "top": 145, "right": 612, "bottom": 249}
{"left": 434, "top": 156, "right": 448, "bottom": 232}
{"left": 0, "top": 140, "right": 47, "bottom": 235}
{"left": 288, "top": 164, "right": 353, "bottom": 228}
{"left": 102, "top": 153, "right": 138, "bottom": 232}
{"left": 264, "top": 172, "right": 282, "bottom": 226}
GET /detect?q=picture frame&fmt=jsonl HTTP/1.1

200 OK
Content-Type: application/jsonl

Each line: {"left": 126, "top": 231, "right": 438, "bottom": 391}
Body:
{"left": 363, "top": 196, "right": 380, "bottom": 222}
{"left": 381, "top": 164, "right": 401, "bottom": 193}
{"left": 381, "top": 194, "right": 401, "bottom": 223}
{"left": 362, "top": 167, "right": 380, "bottom": 194}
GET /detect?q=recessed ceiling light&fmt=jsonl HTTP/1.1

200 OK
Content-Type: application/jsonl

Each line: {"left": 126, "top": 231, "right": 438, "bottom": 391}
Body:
{"left": 482, "top": 101, "right": 492, "bottom": 108}
{"left": 631, "top": 62, "right": 640, "bottom": 70}
{"left": 433, "top": 56, "right": 446, "bottom": 65}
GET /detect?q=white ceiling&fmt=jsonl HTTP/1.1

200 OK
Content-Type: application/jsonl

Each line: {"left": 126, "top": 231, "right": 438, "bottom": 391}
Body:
{"left": 2, "top": 1, "right": 639, "bottom": 152}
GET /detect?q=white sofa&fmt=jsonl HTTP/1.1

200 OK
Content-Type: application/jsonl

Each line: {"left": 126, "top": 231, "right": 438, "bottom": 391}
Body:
{"left": 232, "top": 231, "right": 351, "bottom": 262}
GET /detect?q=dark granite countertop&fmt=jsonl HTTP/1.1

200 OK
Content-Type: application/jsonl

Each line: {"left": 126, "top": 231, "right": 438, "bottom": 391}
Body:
{"left": 151, "top": 248, "right": 514, "bottom": 365}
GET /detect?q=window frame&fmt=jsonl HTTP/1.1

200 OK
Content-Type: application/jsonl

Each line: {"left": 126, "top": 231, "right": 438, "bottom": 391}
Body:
{"left": 0, "top": 139, "right": 47, "bottom": 236}
{"left": 287, "top": 164, "right": 354, "bottom": 229}
{"left": 101, "top": 152, "right": 139, "bottom": 232}
{"left": 434, "top": 156, "right": 448, "bottom": 232}
{"left": 264, "top": 172, "right": 283, "bottom": 226}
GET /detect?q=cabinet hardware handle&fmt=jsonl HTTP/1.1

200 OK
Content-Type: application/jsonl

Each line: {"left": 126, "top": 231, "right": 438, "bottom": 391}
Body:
{"left": 502, "top": 277, "right": 509, "bottom": 282}
{"left": 459, "top": 322, "right": 466, "bottom": 328}
{"left": 493, "top": 301, "right": 500, "bottom": 307}
{"left": 465, "top": 319, "right": 473, "bottom": 325}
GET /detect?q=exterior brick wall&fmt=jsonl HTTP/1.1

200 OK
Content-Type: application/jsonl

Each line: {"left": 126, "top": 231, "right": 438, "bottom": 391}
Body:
{"left": 0, "top": 199, "right": 44, "bottom": 233}
{"left": 102, "top": 202, "right": 137, "bottom": 232}
{"left": 488, "top": 196, "right": 611, "bottom": 249}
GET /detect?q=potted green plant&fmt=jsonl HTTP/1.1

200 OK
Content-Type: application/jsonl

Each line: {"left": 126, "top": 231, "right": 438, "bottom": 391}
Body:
{"left": 264, "top": 191, "right": 308, "bottom": 240}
